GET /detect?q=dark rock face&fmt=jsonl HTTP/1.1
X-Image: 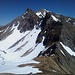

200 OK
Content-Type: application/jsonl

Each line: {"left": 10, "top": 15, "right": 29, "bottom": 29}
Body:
{"left": 35, "top": 10, "right": 75, "bottom": 75}
{"left": 36, "top": 13, "right": 63, "bottom": 57}
{"left": 18, "top": 8, "right": 40, "bottom": 32}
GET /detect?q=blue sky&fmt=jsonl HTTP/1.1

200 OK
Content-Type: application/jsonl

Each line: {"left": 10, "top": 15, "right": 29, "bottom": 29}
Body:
{"left": 0, "top": 0, "right": 75, "bottom": 25}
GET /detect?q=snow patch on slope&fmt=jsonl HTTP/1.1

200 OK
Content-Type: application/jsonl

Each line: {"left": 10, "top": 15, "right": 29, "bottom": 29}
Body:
{"left": 60, "top": 49, "right": 65, "bottom": 56}
{"left": 51, "top": 15, "right": 59, "bottom": 22}
{"left": 60, "top": 42, "right": 75, "bottom": 56}
{"left": 66, "top": 18, "right": 71, "bottom": 22}
{"left": 36, "top": 9, "right": 50, "bottom": 18}
{"left": 36, "top": 12, "right": 44, "bottom": 18}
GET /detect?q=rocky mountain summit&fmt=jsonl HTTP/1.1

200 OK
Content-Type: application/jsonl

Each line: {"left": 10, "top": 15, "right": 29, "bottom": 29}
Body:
{"left": 0, "top": 8, "right": 75, "bottom": 75}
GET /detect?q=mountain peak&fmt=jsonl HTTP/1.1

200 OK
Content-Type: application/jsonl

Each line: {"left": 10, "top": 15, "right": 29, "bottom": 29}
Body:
{"left": 39, "top": 8, "right": 50, "bottom": 12}
{"left": 26, "top": 8, "right": 36, "bottom": 13}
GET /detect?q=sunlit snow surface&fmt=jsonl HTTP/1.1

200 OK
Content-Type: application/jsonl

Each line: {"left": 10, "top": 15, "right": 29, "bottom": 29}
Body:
{"left": 60, "top": 42, "right": 75, "bottom": 56}
{"left": 0, "top": 24, "right": 45, "bottom": 74}
{"left": 51, "top": 15, "right": 59, "bottom": 22}
{"left": 36, "top": 9, "right": 47, "bottom": 18}
{"left": 0, "top": 25, "right": 24, "bottom": 50}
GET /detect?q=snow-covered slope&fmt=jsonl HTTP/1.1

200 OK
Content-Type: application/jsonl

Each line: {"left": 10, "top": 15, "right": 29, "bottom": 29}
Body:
{"left": 0, "top": 22, "right": 45, "bottom": 74}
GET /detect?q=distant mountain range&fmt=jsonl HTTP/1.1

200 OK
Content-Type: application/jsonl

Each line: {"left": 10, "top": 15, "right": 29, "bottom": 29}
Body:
{"left": 0, "top": 8, "right": 75, "bottom": 75}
